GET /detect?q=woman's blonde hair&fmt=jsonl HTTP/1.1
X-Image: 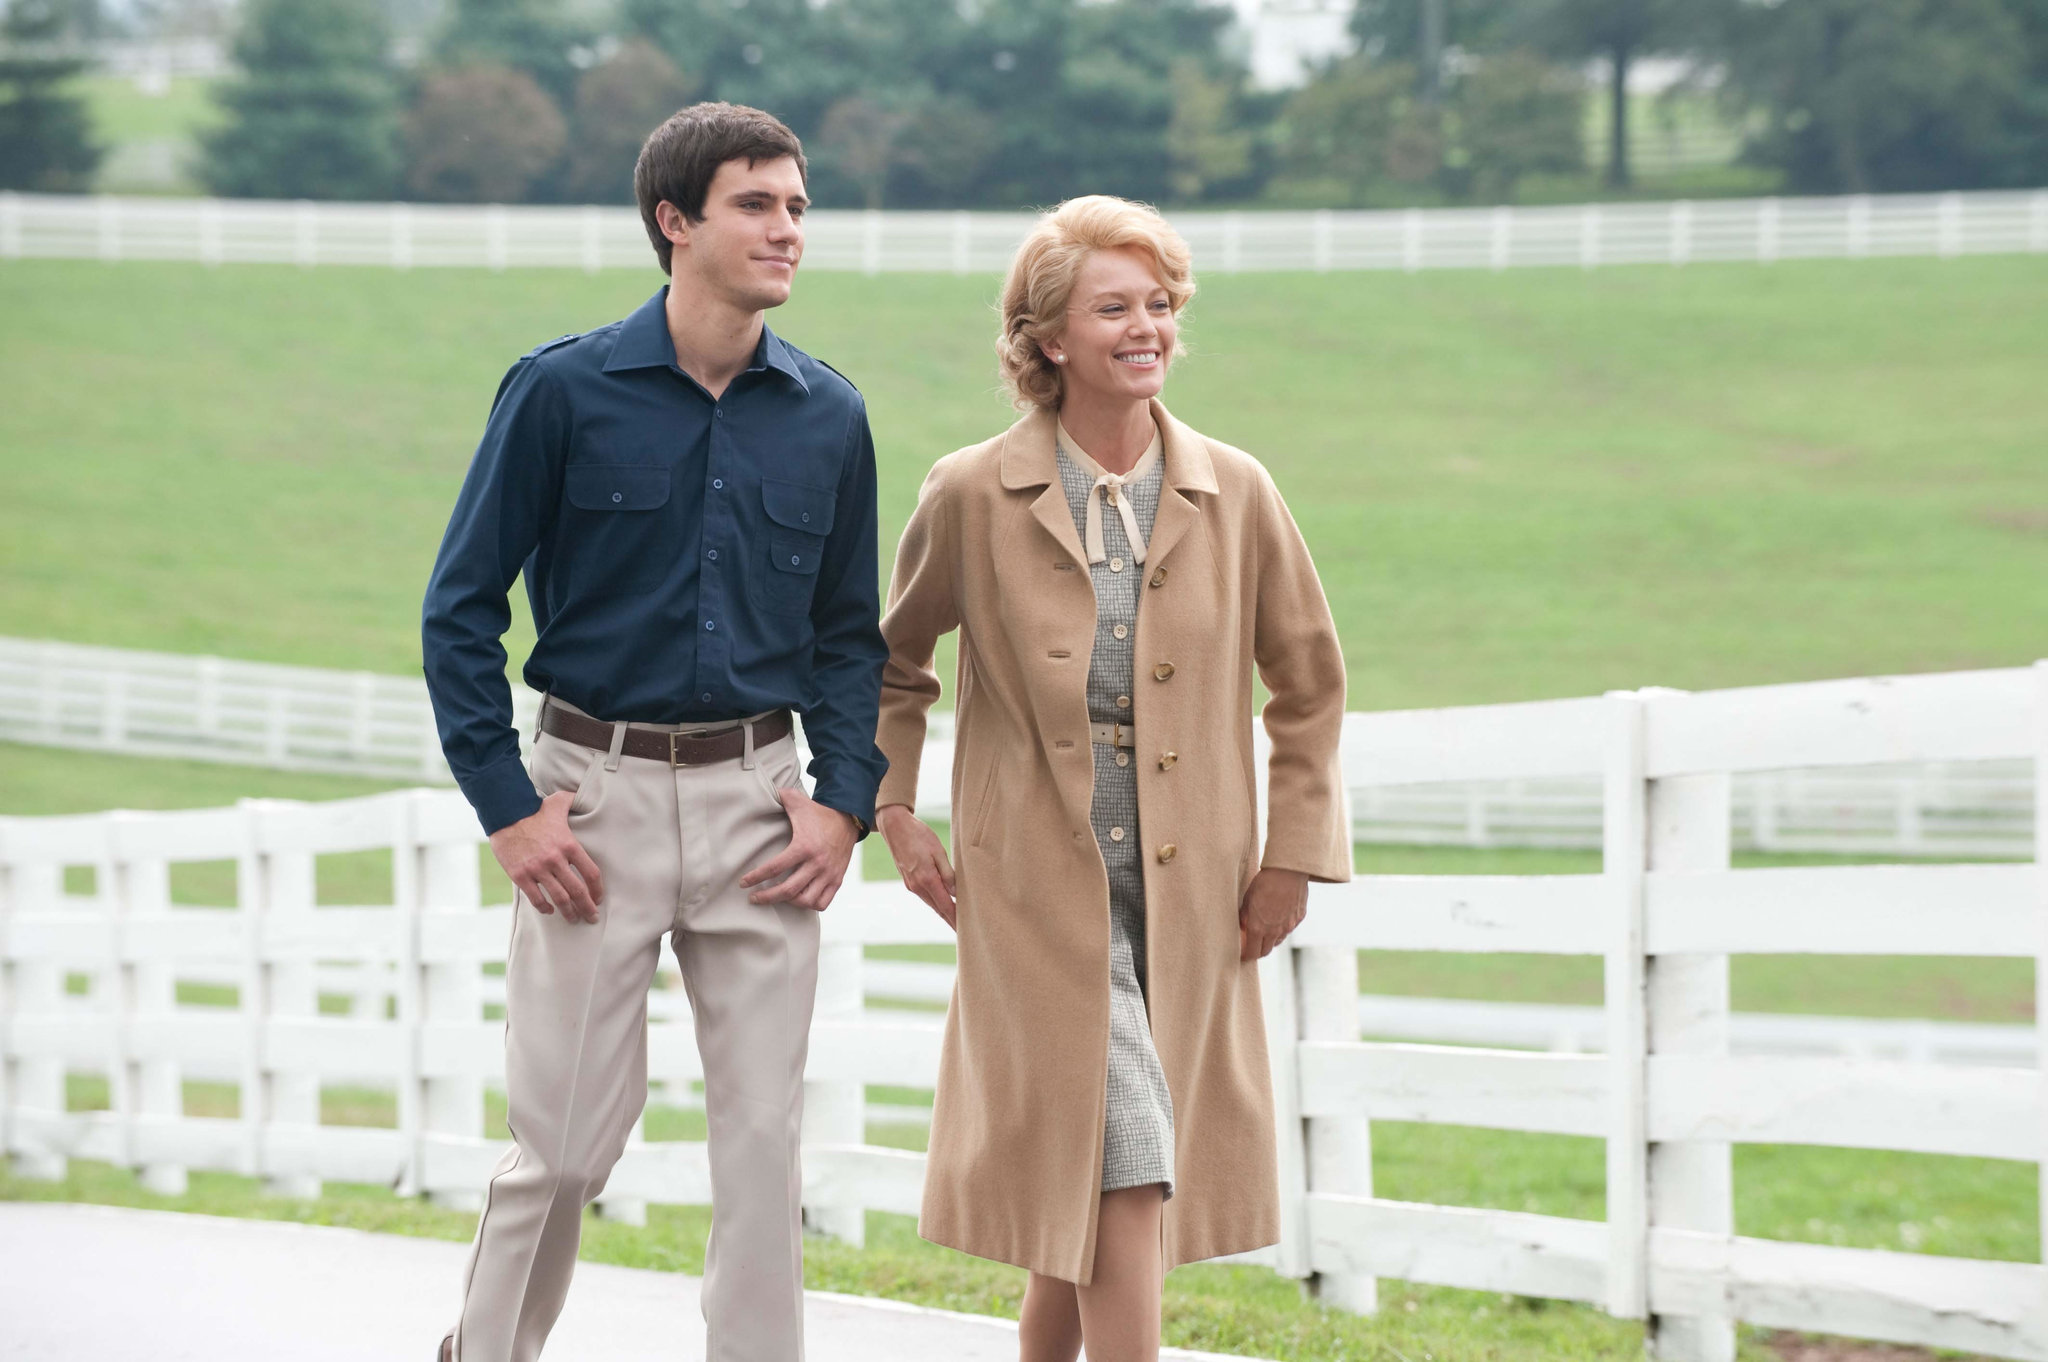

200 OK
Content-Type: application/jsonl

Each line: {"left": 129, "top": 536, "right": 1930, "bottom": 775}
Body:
{"left": 996, "top": 195, "right": 1196, "bottom": 411}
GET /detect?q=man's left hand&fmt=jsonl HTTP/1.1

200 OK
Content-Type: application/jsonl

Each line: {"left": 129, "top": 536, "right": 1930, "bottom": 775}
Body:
{"left": 741, "top": 788, "right": 859, "bottom": 912}
{"left": 1239, "top": 867, "right": 1310, "bottom": 961}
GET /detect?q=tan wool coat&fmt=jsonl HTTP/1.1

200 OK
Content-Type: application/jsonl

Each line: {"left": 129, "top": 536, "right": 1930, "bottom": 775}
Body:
{"left": 874, "top": 399, "right": 1352, "bottom": 1284}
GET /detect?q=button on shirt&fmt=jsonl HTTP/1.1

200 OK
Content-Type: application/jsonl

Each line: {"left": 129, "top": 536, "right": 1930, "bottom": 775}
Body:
{"left": 422, "top": 286, "right": 889, "bottom": 835}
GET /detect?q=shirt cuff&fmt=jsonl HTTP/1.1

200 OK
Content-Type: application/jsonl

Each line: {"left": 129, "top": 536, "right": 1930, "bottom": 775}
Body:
{"left": 809, "top": 776, "right": 877, "bottom": 841}
{"left": 461, "top": 755, "right": 542, "bottom": 837}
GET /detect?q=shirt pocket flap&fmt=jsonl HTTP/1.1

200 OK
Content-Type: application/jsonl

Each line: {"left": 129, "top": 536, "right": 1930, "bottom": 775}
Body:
{"left": 566, "top": 464, "right": 671, "bottom": 511}
{"left": 760, "top": 477, "right": 836, "bottom": 535}
{"left": 770, "top": 533, "right": 823, "bottom": 575}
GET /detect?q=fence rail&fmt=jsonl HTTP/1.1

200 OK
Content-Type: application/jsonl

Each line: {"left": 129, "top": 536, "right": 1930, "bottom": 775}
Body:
{"left": 4, "top": 189, "right": 2046, "bottom": 274}
{"left": 2, "top": 635, "right": 2031, "bottom": 858}
{"left": 3, "top": 661, "right": 2043, "bottom": 1359}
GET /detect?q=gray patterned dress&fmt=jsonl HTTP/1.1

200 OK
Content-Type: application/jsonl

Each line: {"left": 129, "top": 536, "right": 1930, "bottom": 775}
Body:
{"left": 1055, "top": 428, "right": 1177, "bottom": 1199}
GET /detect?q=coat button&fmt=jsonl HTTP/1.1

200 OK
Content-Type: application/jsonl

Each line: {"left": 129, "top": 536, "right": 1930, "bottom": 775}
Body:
{"left": 1158, "top": 751, "right": 1178, "bottom": 770}
{"left": 1157, "top": 844, "right": 1177, "bottom": 863}
{"left": 1153, "top": 662, "right": 1175, "bottom": 681}
{"left": 1149, "top": 566, "right": 1168, "bottom": 587}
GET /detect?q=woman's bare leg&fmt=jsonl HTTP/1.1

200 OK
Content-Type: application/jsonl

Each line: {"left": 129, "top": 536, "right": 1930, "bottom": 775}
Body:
{"left": 1074, "top": 1184, "right": 1165, "bottom": 1362}
{"left": 1020, "top": 1271, "right": 1083, "bottom": 1362}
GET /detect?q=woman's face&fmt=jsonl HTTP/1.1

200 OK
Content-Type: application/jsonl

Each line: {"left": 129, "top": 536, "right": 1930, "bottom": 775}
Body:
{"left": 1047, "top": 245, "right": 1177, "bottom": 406}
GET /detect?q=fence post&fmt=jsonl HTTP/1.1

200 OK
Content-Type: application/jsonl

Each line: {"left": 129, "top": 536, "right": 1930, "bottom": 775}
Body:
{"left": 199, "top": 198, "right": 221, "bottom": 268}
{"left": 1937, "top": 191, "right": 1962, "bottom": 258}
{"left": 392, "top": 202, "right": 413, "bottom": 272}
{"left": 1261, "top": 944, "right": 1313, "bottom": 1283}
{"left": 951, "top": 210, "right": 972, "bottom": 275}
{"left": 1580, "top": 204, "right": 1602, "bottom": 269}
{"left": 2031, "top": 659, "right": 2047, "bottom": 1354}
{"left": 1489, "top": 205, "right": 1510, "bottom": 270}
{"left": 1669, "top": 201, "right": 1692, "bottom": 266}
{"left": 1643, "top": 693, "right": 1736, "bottom": 1362}
{"left": 294, "top": 199, "right": 316, "bottom": 268}
{"left": 802, "top": 937, "right": 866, "bottom": 1245}
{"left": 392, "top": 794, "right": 427, "bottom": 1198}
{"left": 861, "top": 210, "right": 882, "bottom": 277}
{"left": 1, "top": 836, "right": 66, "bottom": 1182}
{"left": 1401, "top": 208, "right": 1421, "bottom": 272}
{"left": 240, "top": 800, "right": 322, "bottom": 1198}
{"left": 1222, "top": 212, "right": 1243, "bottom": 274}
{"left": 1847, "top": 194, "right": 1871, "bottom": 259}
{"left": 417, "top": 794, "right": 484, "bottom": 1212}
{"left": 1313, "top": 209, "right": 1334, "bottom": 272}
{"left": 108, "top": 816, "right": 186, "bottom": 1195}
{"left": 0, "top": 191, "right": 20, "bottom": 259}
{"left": 1602, "top": 690, "right": 1649, "bottom": 1322}
{"left": 485, "top": 206, "right": 508, "bottom": 273}
{"left": 98, "top": 195, "right": 119, "bottom": 263}
{"left": 1756, "top": 198, "right": 1779, "bottom": 264}
{"left": 2031, "top": 190, "right": 2048, "bottom": 254}
{"left": 1300, "top": 943, "right": 1374, "bottom": 1312}
{"left": 580, "top": 206, "right": 602, "bottom": 275}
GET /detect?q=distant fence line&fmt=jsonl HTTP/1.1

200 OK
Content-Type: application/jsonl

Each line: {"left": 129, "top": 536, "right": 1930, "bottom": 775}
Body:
{"left": 4, "top": 189, "right": 2046, "bottom": 274}
{"left": 0, "top": 636, "right": 2033, "bottom": 857}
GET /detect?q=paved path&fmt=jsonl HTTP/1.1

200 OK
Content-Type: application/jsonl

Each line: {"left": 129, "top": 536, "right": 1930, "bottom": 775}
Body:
{"left": 0, "top": 1202, "right": 1267, "bottom": 1361}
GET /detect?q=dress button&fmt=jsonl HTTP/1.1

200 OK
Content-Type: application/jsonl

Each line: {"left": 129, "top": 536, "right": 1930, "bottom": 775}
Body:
{"left": 1159, "top": 751, "right": 1177, "bottom": 770}
{"left": 1157, "top": 844, "right": 1177, "bottom": 863}
{"left": 1149, "top": 566, "right": 1168, "bottom": 587}
{"left": 1115, "top": 751, "right": 1130, "bottom": 767}
{"left": 712, "top": 478, "right": 724, "bottom": 490}
{"left": 1116, "top": 695, "right": 1130, "bottom": 709}
{"left": 611, "top": 491, "right": 622, "bottom": 503}
{"left": 1154, "top": 662, "right": 1175, "bottom": 681}
{"left": 1109, "top": 826, "right": 1125, "bottom": 842}
{"left": 715, "top": 409, "right": 724, "bottom": 419}
{"left": 1113, "top": 624, "right": 1128, "bottom": 640}
{"left": 707, "top": 549, "right": 717, "bottom": 560}
{"left": 1109, "top": 556, "right": 1124, "bottom": 572}
{"left": 705, "top": 620, "right": 716, "bottom": 631}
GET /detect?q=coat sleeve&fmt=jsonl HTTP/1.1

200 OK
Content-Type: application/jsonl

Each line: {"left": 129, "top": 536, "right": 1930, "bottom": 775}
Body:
{"left": 875, "top": 456, "right": 962, "bottom": 813}
{"left": 1249, "top": 462, "right": 1353, "bottom": 883}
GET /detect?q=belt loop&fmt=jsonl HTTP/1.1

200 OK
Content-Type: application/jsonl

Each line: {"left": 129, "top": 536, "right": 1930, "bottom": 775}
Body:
{"left": 604, "top": 719, "right": 628, "bottom": 772}
{"left": 741, "top": 717, "right": 757, "bottom": 770}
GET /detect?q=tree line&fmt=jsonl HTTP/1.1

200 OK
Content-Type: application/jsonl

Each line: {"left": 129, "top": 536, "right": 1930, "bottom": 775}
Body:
{"left": 4, "top": 0, "right": 2046, "bottom": 206}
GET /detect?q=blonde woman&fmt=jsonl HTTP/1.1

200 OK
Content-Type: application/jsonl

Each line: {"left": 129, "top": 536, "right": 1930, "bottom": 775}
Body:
{"left": 873, "top": 196, "right": 1351, "bottom": 1361}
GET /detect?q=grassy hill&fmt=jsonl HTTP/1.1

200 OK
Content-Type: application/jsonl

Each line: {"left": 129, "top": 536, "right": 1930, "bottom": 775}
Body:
{"left": 4, "top": 255, "right": 2045, "bottom": 712}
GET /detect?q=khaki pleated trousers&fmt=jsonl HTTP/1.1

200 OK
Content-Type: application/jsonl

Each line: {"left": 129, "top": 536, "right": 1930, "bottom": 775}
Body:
{"left": 448, "top": 695, "right": 821, "bottom": 1362}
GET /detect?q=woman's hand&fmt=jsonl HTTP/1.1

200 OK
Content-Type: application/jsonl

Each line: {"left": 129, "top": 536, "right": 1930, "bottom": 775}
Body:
{"left": 1239, "top": 867, "right": 1309, "bottom": 961}
{"left": 878, "top": 803, "right": 958, "bottom": 929}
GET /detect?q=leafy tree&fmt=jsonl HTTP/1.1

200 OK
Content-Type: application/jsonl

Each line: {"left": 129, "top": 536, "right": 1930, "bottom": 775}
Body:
{"left": 1350, "top": 0, "right": 1513, "bottom": 93}
{"left": 817, "top": 94, "right": 915, "bottom": 209}
{"left": 1166, "top": 55, "right": 1254, "bottom": 200}
{"left": 432, "top": 0, "right": 589, "bottom": 106}
{"left": 198, "top": 0, "right": 402, "bottom": 200}
{"left": 0, "top": 0, "right": 103, "bottom": 191}
{"left": 1276, "top": 58, "right": 1439, "bottom": 205}
{"left": 1717, "top": 0, "right": 2044, "bottom": 193}
{"left": 403, "top": 63, "right": 565, "bottom": 202}
{"left": 561, "top": 37, "right": 692, "bottom": 204}
{"left": 1454, "top": 49, "right": 1583, "bottom": 200}
{"left": 1505, "top": 0, "right": 1696, "bottom": 189}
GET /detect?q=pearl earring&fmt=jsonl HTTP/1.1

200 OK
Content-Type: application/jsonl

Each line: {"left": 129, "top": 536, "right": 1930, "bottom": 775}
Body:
{"left": 1053, "top": 353, "right": 1066, "bottom": 364}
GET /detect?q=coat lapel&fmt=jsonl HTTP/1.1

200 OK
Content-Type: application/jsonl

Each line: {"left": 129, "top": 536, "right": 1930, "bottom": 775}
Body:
{"left": 999, "top": 399, "right": 1216, "bottom": 570}
{"left": 1145, "top": 398, "right": 1217, "bottom": 570}
{"left": 999, "top": 406, "right": 1089, "bottom": 568}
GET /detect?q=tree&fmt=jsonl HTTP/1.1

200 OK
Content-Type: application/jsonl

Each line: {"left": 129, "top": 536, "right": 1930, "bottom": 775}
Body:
{"left": 1716, "top": 0, "right": 2044, "bottom": 193}
{"left": 816, "top": 94, "right": 915, "bottom": 209}
{"left": 432, "top": 0, "right": 589, "bottom": 106}
{"left": 198, "top": 0, "right": 402, "bottom": 200}
{"left": 1455, "top": 50, "right": 1583, "bottom": 200}
{"left": 1166, "top": 56, "right": 1254, "bottom": 201}
{"left": 403, "top": 63, "right": 566, "bottom": 202}
{"left": 1277, "top": 58, "right": 1438, "bottom": 205}
{"left": 0, "top": 0, "right": 104, "bottom": 191}
{"left": 561, "top": 37, "right": 692, "bottom": 204}
{"left": 1506, "top": 0, "right": 1697, "bottom": 190}
{"left": 1350, "top": 0, "right": 1514, "bottom": 93}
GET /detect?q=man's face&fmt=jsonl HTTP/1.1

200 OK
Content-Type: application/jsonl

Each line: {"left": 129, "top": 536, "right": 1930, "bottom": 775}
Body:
{"left": 668, "top": 155, "right": 807, "bottom": 311}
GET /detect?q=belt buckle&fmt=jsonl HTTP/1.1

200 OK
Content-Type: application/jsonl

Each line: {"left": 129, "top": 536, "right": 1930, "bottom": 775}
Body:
{"left": 668, "top": 730, "right": 691, "bottom": 767}
{"left": 1112, "top": 721, "right": 1125, "bottom": 748}
{"left": 667, "top": 727, "right": 725, "bottom": 767}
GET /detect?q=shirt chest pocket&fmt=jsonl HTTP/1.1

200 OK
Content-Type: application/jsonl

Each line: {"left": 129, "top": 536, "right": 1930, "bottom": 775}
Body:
{"left": 562, "top": 464, "right": 672, "bottom": 596}
{"left": 751, "top": 476, "right": 837, "bottom": 616}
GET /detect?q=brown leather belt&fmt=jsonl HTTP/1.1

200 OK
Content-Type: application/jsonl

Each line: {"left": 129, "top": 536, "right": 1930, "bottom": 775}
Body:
{"left": 539, "top": 702, "right": 794, "bottom": 767}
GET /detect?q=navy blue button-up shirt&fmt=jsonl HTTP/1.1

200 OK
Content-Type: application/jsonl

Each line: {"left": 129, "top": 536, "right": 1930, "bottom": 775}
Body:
{"left": 422, "top": 286, "right": 889, "bottom": 836}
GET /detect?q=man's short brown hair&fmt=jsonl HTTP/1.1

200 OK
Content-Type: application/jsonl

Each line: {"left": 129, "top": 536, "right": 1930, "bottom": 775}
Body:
{"left": 634, "top": 102, "right": 808, "bottom": 275}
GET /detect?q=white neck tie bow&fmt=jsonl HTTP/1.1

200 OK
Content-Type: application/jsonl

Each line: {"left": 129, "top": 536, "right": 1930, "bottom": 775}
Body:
{"left": 1085, "top": 472, "right": 1148, "bottom": 567}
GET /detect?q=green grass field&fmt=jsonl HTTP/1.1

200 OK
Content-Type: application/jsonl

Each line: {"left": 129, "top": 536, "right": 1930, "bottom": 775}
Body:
{"left": 4, "top": 255, "right": 2043, "bottom": 1359}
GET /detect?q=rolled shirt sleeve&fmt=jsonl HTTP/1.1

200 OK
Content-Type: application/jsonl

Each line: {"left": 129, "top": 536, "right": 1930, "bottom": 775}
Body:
{"left": 798, "top": 395, "right": 890, "bottom": 832}
{"left": 421, "top": 356, "right": 567, "bottom": 836}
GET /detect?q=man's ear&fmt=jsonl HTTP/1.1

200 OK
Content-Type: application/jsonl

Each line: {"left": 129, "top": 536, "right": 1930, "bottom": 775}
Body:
{"left": 657, "top": 201, "right": 691, "bottom": 257}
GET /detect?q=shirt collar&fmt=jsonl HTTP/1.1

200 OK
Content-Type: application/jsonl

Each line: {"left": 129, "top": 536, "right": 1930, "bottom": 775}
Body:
{"left": 602, "top": 286, "right": 810, "bottom": 395}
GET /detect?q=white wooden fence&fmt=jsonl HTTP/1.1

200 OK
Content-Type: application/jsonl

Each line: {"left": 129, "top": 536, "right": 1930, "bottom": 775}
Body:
{"left": 2, "top": 635, "right": 2031, "bottom": 858}
{"left": 2, "top": 662, "right": 2042, "bottom": 1358}
{"left": 4, "top": 188, "right": 2045, "bottom": 274}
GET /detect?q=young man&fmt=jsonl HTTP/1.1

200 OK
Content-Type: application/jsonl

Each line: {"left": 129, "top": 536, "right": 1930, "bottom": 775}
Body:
{"left": 421, "top": 102, "right": 888, "bottom": 1362}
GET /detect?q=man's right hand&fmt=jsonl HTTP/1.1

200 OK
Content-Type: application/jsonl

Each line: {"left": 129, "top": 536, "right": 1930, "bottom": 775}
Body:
{"left": 489, "top": 791, "right": 606, "bottom": 924}
{"left": 877, "top": 803, "right": 956, "bottom": 930}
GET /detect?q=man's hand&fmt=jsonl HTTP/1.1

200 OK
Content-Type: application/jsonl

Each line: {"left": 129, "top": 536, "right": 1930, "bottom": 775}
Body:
{"left": 741, "top": 786, "right": 859, "bottom": 912}
{"left": 1239, "top": 867, "right": 1309, "bottom": 961}
{"left": 490, "top": 791, "right": 606, "bottom": 924}
{"left": 877, "top": 803, "right": 956, "bottom": 929}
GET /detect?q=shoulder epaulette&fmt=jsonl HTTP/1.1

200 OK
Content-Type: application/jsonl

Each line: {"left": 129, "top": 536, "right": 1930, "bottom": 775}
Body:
{"left": 525, "top": 332, "right": 582, "bottom": 359}
{"left": 813, "top": 355, "right": 861, "bottom": 392}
